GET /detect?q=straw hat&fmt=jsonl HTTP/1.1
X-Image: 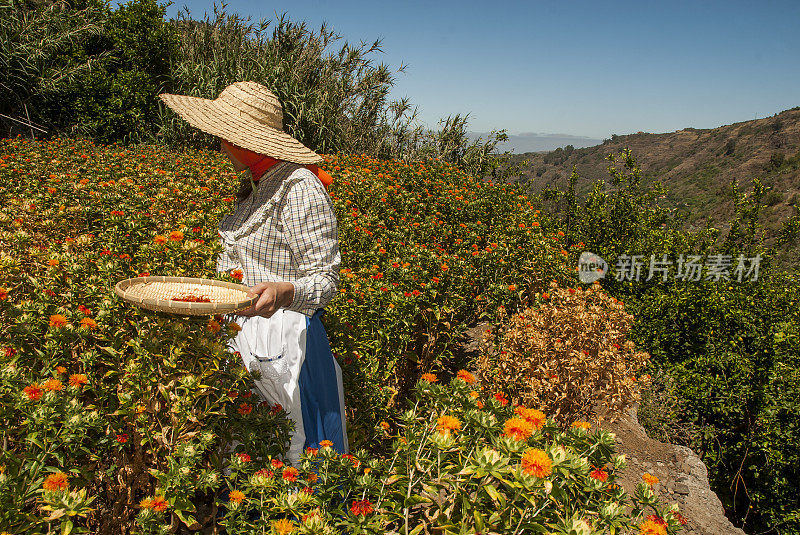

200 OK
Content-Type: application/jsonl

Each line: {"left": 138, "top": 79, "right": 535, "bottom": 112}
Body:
{"left": 158, "top": 81, "right": 322, "bottom": 165}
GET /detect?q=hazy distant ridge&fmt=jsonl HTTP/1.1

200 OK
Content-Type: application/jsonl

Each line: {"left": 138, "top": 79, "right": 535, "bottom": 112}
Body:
{"left": 467, "top": 131, "right": 603, "bottom": 154}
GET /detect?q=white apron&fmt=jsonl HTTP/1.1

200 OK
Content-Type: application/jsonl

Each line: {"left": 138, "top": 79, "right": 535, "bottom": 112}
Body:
{"left": 224, "top": 309, "right": 309, "bottom": 464}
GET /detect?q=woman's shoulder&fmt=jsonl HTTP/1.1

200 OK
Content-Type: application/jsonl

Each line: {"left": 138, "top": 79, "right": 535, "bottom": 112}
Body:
{"left": 282, "top": 164, "right": 329, "bottom": 196}
{"left": 284, "top": 163, "right": 319, "bottom": 183}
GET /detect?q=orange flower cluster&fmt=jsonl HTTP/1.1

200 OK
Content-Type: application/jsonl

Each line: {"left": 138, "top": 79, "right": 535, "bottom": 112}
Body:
{"left": 503, "top": 417, "right": 533, "bottom": 441}
{"left": 42, "top": 472, "right": 68, "bottom": 492}
{"left": 436, "top": 414, "right": 461, "bottom": 437}
{"left": 638, "top": 519, "right": 667, "bottom": 535}
{"left": 69, "top": 374, "right": 89, "bottom": 387}
{"left": 420, "top": 372, "right": 438, "bottom": 383}
{"left": 272, "top": 519, "right": 295, "bottom": 534}
{"left": 282, "top": 467, "right": 299, "bottom": 482}
{"left": 521, "top": 448, "right": 552, "bottom": 478}
{"left": 80, "top": 317, "right": 98, "bottom": 330}
{"left": 590, "top": 467, "right": 609, "bottom": 482}
{"left": 49, "top": 314, "right": 68, "bottom": 328}
{"left": 23, "top": 383, "right": 43, "bottom": 401}
{"left": 514, "top": 407, "right": 546, "bottom": 429}
{"left": 456, "top": 369, "right": 476, "bottom": 384}
{"left": 350, "top": 499, "right": 373, "bottom": 516}
{"left": 642, "top": 473, "right": 659, "bottom": 486}
{"left": 43, "top": 379, "right": 64, "bottom": 391}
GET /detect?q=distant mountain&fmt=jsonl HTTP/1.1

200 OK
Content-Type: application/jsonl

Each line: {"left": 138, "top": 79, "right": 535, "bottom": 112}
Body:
{"left": 466, "top": 131, "right": 602, "bottom": 154}
{"left": 505, "top": 107, "right": 800, "bottom": 267}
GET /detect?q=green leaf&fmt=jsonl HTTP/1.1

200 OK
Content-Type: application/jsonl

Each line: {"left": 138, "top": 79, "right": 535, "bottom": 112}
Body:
{"left": 473, "top": 508, "right": 486, "bottom": 531}
{"left": 483, "top": 484, "right": 506, "bottom": 508}
{"left": 174, "top": 509, "right": 198, "bottom": 528}
{"left": 403, "top": 494, "right": 430, "bottom": 507}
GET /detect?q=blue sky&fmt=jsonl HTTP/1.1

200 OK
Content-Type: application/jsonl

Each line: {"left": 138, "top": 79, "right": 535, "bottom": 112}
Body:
{"left": 146, "top": 0, "right": 800, "bottom": 140}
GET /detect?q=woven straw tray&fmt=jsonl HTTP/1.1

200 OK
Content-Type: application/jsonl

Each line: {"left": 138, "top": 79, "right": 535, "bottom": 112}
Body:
{"left": 115, "top": 276, "right": 257, "bottom": 315}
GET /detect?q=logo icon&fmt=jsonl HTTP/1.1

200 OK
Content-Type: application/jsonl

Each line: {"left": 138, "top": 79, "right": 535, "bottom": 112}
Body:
{"left": 578, "top": 251, "right": 608, "bottom": 283}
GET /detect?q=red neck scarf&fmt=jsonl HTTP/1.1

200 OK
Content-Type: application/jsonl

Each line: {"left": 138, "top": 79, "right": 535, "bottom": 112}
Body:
{"left": 222, "top": 140, "right": 333, "bottom": 189}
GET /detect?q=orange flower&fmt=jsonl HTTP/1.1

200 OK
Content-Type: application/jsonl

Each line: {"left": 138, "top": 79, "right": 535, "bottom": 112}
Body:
{"left": 436, "top": 414, "right": 461, "bottom": 436}
{"left": 456, "top": 369, "right": 476, "bottom": 384}
{"left": 503, "top": 417, "right": 534, "bottom": 441}
{"left": 590, "top": 467, "right": 609, "bottom": 482}
{"left": 150, "top": 495, "right": 168, "bottom": 511}
{"left": 350, "top": 499, "right": 374, "bottom": 516}
{"left": 319, "top": 439, "right": 333, "bottom": 448}
{"left": 307, "top": 472, "right": 318, "bottom": 483}
{"left": 49, "top": 314, "right": 68, "bottom": 328}
{"left": 229, "top": 490, "right": 245, "bottom": 504}
{"left": 139, "top": 498, "right": 153, "bottom": 509}
{"left": 79, "top": 317, "right": 98, "bottom": 330}
{"left": 23, "top": 383, "right": 43, "bottom": 401}
{"left": 238, "top": 402, "right": 252, "bottom": 415}
{"left": 43, "top": 379, "right": 64, "bottom": 392}
{"left": 521, "top": 448, "right": 552, "bottom": 478}
{"left": 230, "top": 268, "right": 243, "bottom": 281}
{"left": 420, "top": 372, "right": 438, "bottom": 383}
{"left": 508, "top": 284, "right": 517, "bottom": 292}
{"left": 47, "top": 258, "right": 59, "bottom": 267}
{"left": 468, "top": 391, "right": 479, "bottom": 399}
{"left": 494, "top": 391, "right": 509, "bottom": 406}
{"left": 476, "top": 400, "right": 484, "bottom": 409}
{"left": 514, "top": 407, "right": 546, "bottom": 430}
{"left": 571, "top": 421, "right": 591, "bottom": 430}
{"left": 0, "top": 287, "right": 8, "bottom": 300}
{"left": 169, "top": 230, "right": 184, "bottom": 241}
{"left": 207, "top": 319, "right": 221, "bottom": 333}
{"left": 153, "top": 235, "right": 167, "bottom": 245}
{"left": 282, "top": 467, "right": 299, "bottom": 482}
{"left": 56, "top": 366, "right": 67, "bottom": 374}
{"left": 42, "top": 472, "right": 68, "bottom": 492}
{"left": 642, "top": 473, "right": 659, "bottom": 486}
{"left": 69, "top": 374, "right": 88, "bottom": 388}
{"left": 638, "top": 519, "right": 667, "bottom": 535}
{"left": 273, "top": 518, "right": 295, "bottom": 534}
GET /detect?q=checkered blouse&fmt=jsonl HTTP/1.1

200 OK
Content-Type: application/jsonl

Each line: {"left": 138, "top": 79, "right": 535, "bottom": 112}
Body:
{"left": 216, "top": 161, "right": 340, "bottom": 317}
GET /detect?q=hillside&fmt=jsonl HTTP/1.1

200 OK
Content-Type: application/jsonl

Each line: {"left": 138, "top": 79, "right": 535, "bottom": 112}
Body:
{"left": 509, "top": 107, "right": 800, "bottom": 251}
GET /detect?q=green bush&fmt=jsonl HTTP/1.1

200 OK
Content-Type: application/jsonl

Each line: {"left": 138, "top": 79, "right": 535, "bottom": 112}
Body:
{"left": 532, "top": 148, "right": 800, "bottom": 534}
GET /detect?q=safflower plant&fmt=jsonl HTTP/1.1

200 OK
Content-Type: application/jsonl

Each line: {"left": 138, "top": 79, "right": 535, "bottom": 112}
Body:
{"left": 0, "top": 137, "right": 672, "bottom": 533}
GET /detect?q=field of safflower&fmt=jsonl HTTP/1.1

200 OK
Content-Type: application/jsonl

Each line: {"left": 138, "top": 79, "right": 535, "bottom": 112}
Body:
{"left": 0, "top": 136, "right": 683, "bottom": 534}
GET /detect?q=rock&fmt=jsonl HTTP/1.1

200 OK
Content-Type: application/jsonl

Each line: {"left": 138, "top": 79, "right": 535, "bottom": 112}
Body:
{"left": 603, "top": 406, "right": 745, "bottom": 535}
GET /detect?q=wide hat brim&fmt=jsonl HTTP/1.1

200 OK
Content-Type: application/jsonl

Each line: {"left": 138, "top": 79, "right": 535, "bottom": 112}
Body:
{"left": 159, "top": 93, "right": 323, "bottom": 165}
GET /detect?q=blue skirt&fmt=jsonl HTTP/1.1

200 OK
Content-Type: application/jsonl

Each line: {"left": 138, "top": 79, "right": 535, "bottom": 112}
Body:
{"left": 298, "top": 308, "right": 349, "bottom": 455}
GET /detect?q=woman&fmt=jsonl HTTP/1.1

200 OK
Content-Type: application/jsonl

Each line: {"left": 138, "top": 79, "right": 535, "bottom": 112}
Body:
{"left": 158, "top": 81, "right": 347, "bottom": 464}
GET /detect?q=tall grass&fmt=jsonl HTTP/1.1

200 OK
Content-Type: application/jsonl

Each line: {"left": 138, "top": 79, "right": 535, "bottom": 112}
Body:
{"left": 0, "top": 0, "right": 108, "bottom": 137}
{"left": 157, "top": 1, "right": 524, "bottom": 179}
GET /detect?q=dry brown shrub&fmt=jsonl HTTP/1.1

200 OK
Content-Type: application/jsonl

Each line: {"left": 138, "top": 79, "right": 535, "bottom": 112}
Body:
{"left": 477, "top": 280, "right": 650, "bottom": 424}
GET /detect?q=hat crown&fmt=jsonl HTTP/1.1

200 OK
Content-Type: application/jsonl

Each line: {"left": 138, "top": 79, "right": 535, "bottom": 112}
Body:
{"left": 216, "top": 81, "right": 283, "bottom": 130}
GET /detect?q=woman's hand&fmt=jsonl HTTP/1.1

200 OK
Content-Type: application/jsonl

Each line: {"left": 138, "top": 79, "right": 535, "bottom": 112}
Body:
{"left": 238, "top": 282, "right": 295, "bottom": 318}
